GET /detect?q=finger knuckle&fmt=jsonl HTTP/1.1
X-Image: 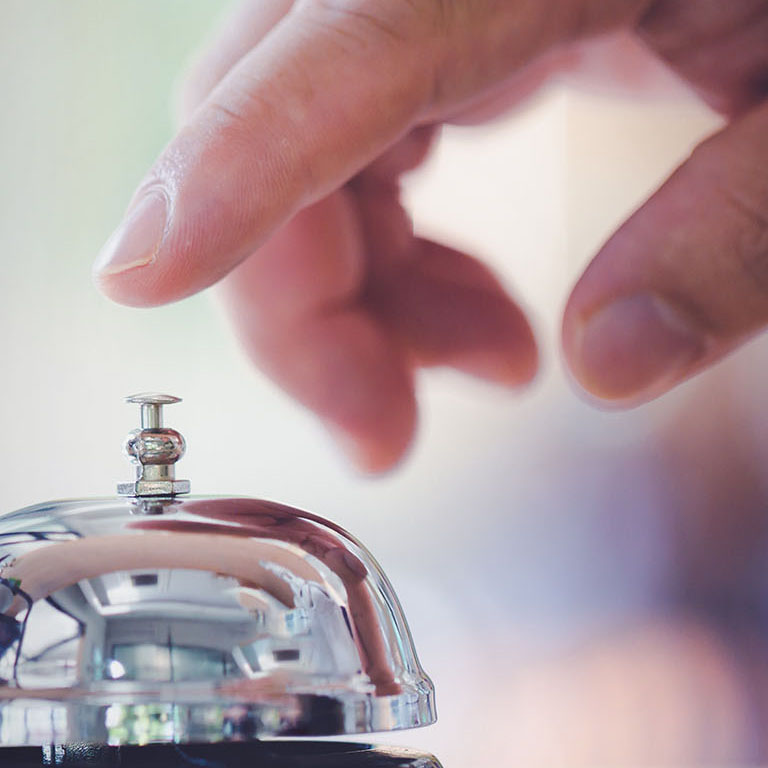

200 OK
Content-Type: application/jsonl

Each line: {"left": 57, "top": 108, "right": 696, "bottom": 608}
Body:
{"left": 207, "top": 98, "right": 253, "bottom": 134}
{"left": 297, "top": 0, "right": 456, "bottom": 69}
{"left": 714, "top": 183, "right": 768, "bottom": 301}
{"left": 177, "top": 58, "right": 214, "bottom": 122}
{"left": 307, "top": 0, "right": 453, "bottom": 36}
{"left": 727, "top": 189, "right": 768, "bottom": 299}
{"left": 295, "top": 0, "right": 447, "bottom": 112}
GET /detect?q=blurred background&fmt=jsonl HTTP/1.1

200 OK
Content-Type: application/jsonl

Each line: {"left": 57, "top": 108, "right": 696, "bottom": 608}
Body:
{"left": 2, "top": 2, "right": 768, "bottom": 765}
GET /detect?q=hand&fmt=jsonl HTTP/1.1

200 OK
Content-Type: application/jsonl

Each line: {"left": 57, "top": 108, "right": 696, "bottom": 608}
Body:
{"left": 93, "top": 0, "right": 768, "bottom": 471}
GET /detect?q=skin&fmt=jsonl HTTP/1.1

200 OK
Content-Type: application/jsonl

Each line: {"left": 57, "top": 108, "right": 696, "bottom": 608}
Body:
{"left": 93, "top": 0, "right": 768, "bottom": 472}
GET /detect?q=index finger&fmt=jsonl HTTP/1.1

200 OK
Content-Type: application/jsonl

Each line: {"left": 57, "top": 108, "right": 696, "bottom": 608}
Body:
{"left": 93, "top": 2, "right": 435, "bottom": 306}
{"left": 93, "top": 0, "right": 646, "bottom": 307}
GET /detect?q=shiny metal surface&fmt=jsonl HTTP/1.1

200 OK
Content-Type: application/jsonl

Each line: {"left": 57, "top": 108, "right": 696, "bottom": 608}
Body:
{"left": 0, "top": 495, "right": 435, "bottom": 745}
{"left": 117, "top": 395, "right": 190, "bottom": 498}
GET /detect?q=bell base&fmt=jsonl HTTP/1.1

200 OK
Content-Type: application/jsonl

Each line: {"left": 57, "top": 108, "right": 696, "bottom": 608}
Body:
{"left": 2, "top": 741, "right": 442, "bottom": 767}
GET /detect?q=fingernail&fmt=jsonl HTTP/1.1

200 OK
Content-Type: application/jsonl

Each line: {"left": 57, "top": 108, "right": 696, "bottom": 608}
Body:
{"left": 573, "top": 293, "right": 707, "bottom": 401}
{"left": 93, "top": 192, "right": 168, "bottom": 277}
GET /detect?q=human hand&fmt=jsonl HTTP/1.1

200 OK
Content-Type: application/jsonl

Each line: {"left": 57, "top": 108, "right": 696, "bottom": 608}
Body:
{"left": 93, "top": 1, "right": 768, "bottom": 471}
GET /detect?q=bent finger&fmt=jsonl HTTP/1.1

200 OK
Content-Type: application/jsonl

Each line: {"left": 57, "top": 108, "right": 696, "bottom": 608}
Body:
{"left": 220, "top": 191, "right": 415, "bottom": 472}
{"left": 369, "top": 238, "right": 538, "bottom": 387}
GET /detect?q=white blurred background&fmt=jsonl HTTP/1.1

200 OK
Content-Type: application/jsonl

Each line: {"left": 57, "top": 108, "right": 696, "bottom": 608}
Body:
{"left": 3, "top": 3, "right": 768, "bottom": 765}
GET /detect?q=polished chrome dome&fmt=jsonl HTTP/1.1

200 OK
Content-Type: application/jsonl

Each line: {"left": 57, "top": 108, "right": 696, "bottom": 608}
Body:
{"left": 0, "top": 397, "right": 435, "bottom": 746}
{"left": 0, "top": 496, "right": 435, "bottom": 746}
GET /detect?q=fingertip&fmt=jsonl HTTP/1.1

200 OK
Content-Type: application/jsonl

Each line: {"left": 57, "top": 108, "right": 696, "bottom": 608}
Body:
{"left": 92, "top": 188, "right": 196, "bottom": 308}
{"left": 562, "top": 291, "right": 708, "bottom": 404}
{"left": 93, "top": 271, "right": 150, "bottom": 309}
{"left": 321, "top": 346, "right": 418, "bottom": 475}
{"left": 329, "top": 419, "right": 416, "bottom": 476}
{"left": 232, "top": 307, "right": 418, "bottom": 475}
{"left": 518, "top": 326, "right": 540, "bottom": 385}
{"left": 449, "top": 315, "right": 539, "bottom": 389}
{"left": 91, "top": 190, "right": 170, "bottom": 306}
{"left": 93, "top": 264, "right": 183, "bottom": 309}
{"left": 93, "top": 226, "right": 214, "bottom": 309}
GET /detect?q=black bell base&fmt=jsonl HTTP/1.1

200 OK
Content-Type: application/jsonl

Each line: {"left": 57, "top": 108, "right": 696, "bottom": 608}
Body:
{"left": 2, "top": 741, "right": 442, "bottom": 767}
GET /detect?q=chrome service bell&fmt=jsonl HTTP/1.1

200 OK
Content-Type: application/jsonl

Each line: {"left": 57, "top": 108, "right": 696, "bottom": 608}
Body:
{"left": 0, "top": 395, "right": 440, "bottom": 767}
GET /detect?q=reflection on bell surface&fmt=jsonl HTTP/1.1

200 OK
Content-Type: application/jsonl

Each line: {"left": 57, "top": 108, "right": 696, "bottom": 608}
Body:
{"left": 0, "top": 395, "right": 438, "bottom": 766}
